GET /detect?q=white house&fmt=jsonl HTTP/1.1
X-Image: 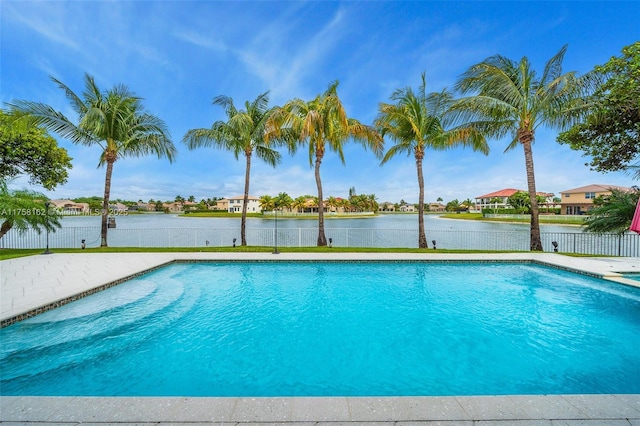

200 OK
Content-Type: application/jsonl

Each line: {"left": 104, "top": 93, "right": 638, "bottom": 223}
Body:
{"left": 225, "top": 195, "right": 261, "bottom": 213}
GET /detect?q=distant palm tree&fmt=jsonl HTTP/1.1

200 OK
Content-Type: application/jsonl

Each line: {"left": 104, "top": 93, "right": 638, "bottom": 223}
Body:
{"left": 326, "top": 196, "right": 339, "bottom": 213}
{"left": 183, "top": 92, "right": 280, "bottom": 246}
{"left": 453, "top": 46, "right": 590, "bottom": 251}
{"left": 292, "top": 196, "right": 307, "bottom": 214}
{"left": 259, "top": 194, "right": 275, "bottom": 211}
{"left": 375, "top": 73, "right": 488, "bottom": 248}
{"left": 11, "top": 73, "right": 175, "bottom": 247}
{"left": 267, "top": 81, "right": 383, "bottom": 246}
{"left": 274, "top": 192, "right": 293, "bottom": 212}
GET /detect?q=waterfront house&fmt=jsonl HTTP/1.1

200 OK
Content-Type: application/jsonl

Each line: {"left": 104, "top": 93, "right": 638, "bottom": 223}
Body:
{"left": 225, "top": 195, "right": 262, "bottom": 213}
{"left": 428, "top": 203, "right": 446, "bottom": 212}
{"left": 399, "top": 203, "right": 415, "bottom": 212}
{"left": 559, "top": 184, "right": 631, "bottom": 215}
{"left": 476, "top": 188, "right": 556, "bottom": 211}
{"left": 50, "top": 199, "right": 90, "bottom": 215}
{"left": 379, "top": 202, "right": 396, "bottom": 212}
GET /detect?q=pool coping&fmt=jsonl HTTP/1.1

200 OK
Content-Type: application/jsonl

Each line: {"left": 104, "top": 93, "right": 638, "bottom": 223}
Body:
{"left": 2, "top": 252, "right": 640, "bottom": 424}
{"left": 1, "top": 394, "right": 640, "bottom": 424}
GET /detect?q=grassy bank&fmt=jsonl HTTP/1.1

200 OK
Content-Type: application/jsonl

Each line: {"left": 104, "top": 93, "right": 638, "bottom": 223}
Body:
{"left": 439, "top": 213, "right": 584, "bottom": 225}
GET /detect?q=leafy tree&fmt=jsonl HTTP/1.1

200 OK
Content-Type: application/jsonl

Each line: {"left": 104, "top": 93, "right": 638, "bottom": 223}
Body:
{"left": 1, "top": 110, "right": 72, "bottom": 190}
{"left": 183, "top": 92, "right": 280, "bottom": 246}
{"left": 582, "top": 188, "right": 640, "bottom": 234}
{"left": 453, "top": 45, "right": 590, "bottom": 251}
{"left": 11, "top": 73, "right": 176, "bottom": 247}
{"left": 326, "top": 195, "right": 339, "bottom": 212}
{"left": 557, "top": 42, "right": 640, "bottom": 179}
{"left": 174, "top": 195, "right": 185, "bottom": 203}
{"left": 0, "top": 180, "right": 61, "bottom": 240}
{"left": 259, "top": 194, "right": 275, "bottom": 211}
{"left": 73, "top": 196, "right": 102, "bottom": 211}
{"left": 507, "top": 191, "right": 530, "bottom": 213}
{"left": 375, "top": 73, "right": 488, "bottom": 248}
{"left": 488, "top": 196, "right": 503, "bottom": 213}
{"left": 461, "top": 198, "right": 474, "bottom": 211}
{"left": 446, "top": 199, "right": 461, "bottom": 212}
{"left": 292, "top": 195, "right": 307, "bottom": 213}
{"left": 274, "top": 192, "right": 293, "bottom": 211}
{"left": 268, "top": 81, "right": 383, "bottom": 246}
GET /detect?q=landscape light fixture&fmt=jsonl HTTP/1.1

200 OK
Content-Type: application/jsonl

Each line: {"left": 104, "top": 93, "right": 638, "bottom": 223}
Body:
{"left": 552, "top": 241, "right": 559, "bottom": 252}
{"left": 329, "top": 237, "right": 332, "bottom": 248}
{"left": 81, "top": 239, "right": 86, "bottom": 249}
{"left": 43, "top": 201, "right": 52, "bottom": 255}
{"left": 232, "top": 238, "right": 236, "bottom": 248}
{"left": 432, "top": 240, "right": 437, "bottom": 250}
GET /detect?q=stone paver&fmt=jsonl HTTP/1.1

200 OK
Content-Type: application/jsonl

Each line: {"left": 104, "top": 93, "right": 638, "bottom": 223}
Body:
{"left": 1, "top": 252, "right": 639, "bottom": 424}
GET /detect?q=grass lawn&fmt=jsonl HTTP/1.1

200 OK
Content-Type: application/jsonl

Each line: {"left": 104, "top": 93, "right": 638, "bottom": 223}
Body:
{"left": 439, "top": 213, "right": 585, "bottom": 225}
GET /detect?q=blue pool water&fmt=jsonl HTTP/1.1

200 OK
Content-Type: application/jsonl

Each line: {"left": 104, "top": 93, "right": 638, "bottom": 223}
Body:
{"left": 1, "top": 261, "right": 640, "bottom": 396}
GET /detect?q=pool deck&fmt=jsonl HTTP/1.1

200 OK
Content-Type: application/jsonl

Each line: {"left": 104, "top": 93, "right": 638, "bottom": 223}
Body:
{"left": 1, "top": 252, "right": 639, "bottom": 425}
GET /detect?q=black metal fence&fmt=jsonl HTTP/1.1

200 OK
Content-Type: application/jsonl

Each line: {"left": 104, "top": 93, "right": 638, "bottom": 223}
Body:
{"left": 1, "top": 226, "right": 638, "bottom": 256}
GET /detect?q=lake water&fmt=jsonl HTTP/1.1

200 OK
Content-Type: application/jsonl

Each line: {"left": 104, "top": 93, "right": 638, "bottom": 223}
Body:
{"left": 55, "top": 213, "right": 577, "bottom": 233}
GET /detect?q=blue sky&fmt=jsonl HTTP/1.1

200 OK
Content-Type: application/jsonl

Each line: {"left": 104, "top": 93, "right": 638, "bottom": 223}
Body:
{"left": 2, "top": 1, "right": 638, "bottom": 204}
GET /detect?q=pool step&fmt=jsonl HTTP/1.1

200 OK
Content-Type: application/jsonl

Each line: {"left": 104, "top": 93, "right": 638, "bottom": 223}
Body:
{"left": 0, "top": 276, "right": 199, "bottom": 381}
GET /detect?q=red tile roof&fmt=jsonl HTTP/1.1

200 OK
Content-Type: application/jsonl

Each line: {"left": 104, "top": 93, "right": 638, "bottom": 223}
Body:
{"left": 476, "top": 188, "right": 522, "bottom": 198}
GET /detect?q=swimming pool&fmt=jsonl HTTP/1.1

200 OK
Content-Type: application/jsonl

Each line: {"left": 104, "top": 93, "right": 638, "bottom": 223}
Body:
{"left": 1, "top": 261, "right": 639, "bottom": 396}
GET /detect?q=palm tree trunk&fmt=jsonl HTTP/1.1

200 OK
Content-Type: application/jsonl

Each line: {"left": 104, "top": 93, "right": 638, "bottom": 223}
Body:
{"left": 315, "top": 154, "right": 327, "bottom": 246}
{"left": 0, "top": 220, "right": 13, "bottom": 240}
{"left": 416, "top": 153, "right": 428, "bottom": 249}
{"left": 241, "top": 153, "right": 252, "bottom": 246}
{"left": 100, "top": 159, "right": 115, "bottom": 247}
{"left": 522, "top": 138, "right": 543, "bottom": 251}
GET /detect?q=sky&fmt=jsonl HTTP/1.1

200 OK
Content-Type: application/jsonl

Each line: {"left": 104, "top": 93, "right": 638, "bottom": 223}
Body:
{"left": 1, "top": 1, "right": 638, "bottom": 204}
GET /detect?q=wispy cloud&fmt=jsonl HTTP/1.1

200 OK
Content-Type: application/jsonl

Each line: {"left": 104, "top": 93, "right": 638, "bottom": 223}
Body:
{"left": 2, "top": 1, "right": 80, "bottom": 51}
{"left": 173, "top": 30, "right": 227, "bottom": 52}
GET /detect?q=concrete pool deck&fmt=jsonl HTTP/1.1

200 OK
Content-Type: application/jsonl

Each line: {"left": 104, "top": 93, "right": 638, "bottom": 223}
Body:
{"left": 1, "top": 252, "right": 639, "bottom": 425}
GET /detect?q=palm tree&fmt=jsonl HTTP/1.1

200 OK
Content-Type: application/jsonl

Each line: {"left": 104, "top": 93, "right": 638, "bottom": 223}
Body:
{"left": 326, "top": 196, "right": 339, "bottom": 213}
{"left": 292, "top": 195, "right": 307, "bottom": 214}
{"left": 375, "top": 73, "right": 488, "bottom": 248}
{"left": 0, "top": 181, "right": 61, "bottom": 240}
{"left": 453, "top": 45, "right": 589, "bottom": 251}
{"left": 183, "top": 92, "right": 280, "bottom": 246}
{"left": 267, "top": 81, "right": 383, "bottom": 246}
{"left": 274, "top": 192, "right": 293, "bottom": 212}
{"left": 11, "top": 73, "right": 175, "bottom": 247}
{"left": 259, "top": 194, "right": 275, "bottom": 212}
{"left": 583, "top": 188, "right": 640, "bottom": 235}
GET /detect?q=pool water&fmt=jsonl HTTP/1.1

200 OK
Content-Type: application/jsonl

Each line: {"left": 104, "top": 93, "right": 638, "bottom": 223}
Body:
{"left": 1, "top": 261, "right": 639, "bottom": 396}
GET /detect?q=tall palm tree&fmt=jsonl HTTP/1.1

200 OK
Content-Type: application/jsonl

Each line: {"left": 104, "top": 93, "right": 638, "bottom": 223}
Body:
{"left": 453, "top": 45, "right": 589, "bottom": 251}
{"left": 11, "top": 73, "right": 175, "bottom": 247}
{"left": 183, "top": 92, "right": 280, "bottom": 246}
{"left": 267, "top": 81, "right": 383, "bottom": 246}
{"left": 375, "top": 73, "right": 488, "bottom": 248}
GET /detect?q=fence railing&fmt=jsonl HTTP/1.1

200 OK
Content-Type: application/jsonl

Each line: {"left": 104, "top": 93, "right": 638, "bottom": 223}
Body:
{"left": 1, "top": 226, "right": 638, "bottom": 256}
